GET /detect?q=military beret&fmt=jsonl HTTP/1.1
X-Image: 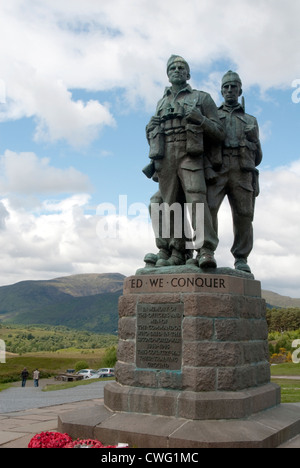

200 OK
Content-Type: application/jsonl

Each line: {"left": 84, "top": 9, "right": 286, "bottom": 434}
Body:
{"left": 167, "top": 55, "right": 190, "bottom": 75}
{"left": 221, "top": 70, "right": 242, "bottom": 86}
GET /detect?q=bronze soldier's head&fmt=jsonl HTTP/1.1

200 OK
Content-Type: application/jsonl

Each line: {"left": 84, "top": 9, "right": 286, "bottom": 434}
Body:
{"left": 166, "top": 55, "right": 191, "bottom": 86}
{"left": 221, "top": 70, "right": 243, "bottom": 106}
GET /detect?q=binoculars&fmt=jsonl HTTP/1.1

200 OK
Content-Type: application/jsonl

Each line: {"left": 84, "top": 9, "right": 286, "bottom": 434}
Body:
{"left": 160, "top": 102, "right": 185, "bottom": 121}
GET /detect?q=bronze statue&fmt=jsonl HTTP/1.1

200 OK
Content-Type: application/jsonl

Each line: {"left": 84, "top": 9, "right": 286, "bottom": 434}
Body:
{"left": 143, "top": 55, "right": 225, "bottom": 269}
{"left": 206, "top": 71, "right": 263, "bottom": 273}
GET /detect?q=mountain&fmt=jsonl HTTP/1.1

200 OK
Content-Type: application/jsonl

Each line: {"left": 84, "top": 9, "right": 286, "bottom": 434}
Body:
{"left": 262, "top": 290, "right": 300, "bottom": 309}
{"left": 0, "top": 272, "right": 299, "bottom": 334}
{"left": 45, "top": 273, "right": 125, "bottom": 297}
{"left": 0, "top": 273, "right": 125, "bottom": 334}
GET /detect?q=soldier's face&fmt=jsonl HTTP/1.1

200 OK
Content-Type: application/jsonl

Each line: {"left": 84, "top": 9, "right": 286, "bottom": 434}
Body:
{"left": 168, "top": 62, "right": 190, "bottom": 86}
{"left": 222, "top": 81, "right": 242, "bottom": 105}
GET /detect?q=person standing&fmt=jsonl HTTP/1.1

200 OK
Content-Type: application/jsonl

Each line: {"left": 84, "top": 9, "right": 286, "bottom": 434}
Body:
{"left": 207, "top": 70, "right": 263, "bottom": 273}
{"left": 21, "top": 367, "right": 29, "bottom": 387}
{"left": 145, "top": 55, "right": 224, "bottom": 268}
{"left": 33, "top": 368, "right": 40, "bottom": 387}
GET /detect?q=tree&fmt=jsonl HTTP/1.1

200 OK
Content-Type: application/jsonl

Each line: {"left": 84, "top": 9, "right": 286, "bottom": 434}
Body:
{"left": 74, "top": 360, "right": 89, "bottom": 372}
{"left": 101, "top": 346, "right": 117, "bottom": 367}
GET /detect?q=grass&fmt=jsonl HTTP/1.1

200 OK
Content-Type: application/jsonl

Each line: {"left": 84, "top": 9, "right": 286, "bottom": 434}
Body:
{"left": 270, "top": 362, "right": 300, "bottom": 403}
{"left": 0, "top": 348, "right": 108, "bottom": 385}
{"left": 0, "top": 382, "right": 13, "bottom": 392}
{"left": 270, "top": 362, "right": 300, "bottom": 376}
{"left": 42, "top": 376, "right": 114, "bottom": 392}
{"left": 271, "top": 379, "right": 300, "bottom": 403}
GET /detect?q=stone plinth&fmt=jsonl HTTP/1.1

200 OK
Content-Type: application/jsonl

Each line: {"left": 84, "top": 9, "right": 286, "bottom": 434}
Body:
{"left": 105, "top": 271, "right": 279, "bottom": 420}
{"left": 58, "top": 269, "right": 300, "bottom": 447}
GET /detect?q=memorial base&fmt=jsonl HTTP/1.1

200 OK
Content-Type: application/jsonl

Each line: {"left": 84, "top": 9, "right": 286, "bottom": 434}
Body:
{"left": 104, "top": 381, "right": 280, "bottom": 421}
{"left": 58, "top": 269, "right": 300, "bottom": 447}
{"left": 58, "top": 402, "right": 300, "bottom": 448}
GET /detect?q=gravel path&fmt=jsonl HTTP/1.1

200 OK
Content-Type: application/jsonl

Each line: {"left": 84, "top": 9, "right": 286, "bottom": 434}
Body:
{"left": 0, "top": 379, "right": 106, "bottom": 414}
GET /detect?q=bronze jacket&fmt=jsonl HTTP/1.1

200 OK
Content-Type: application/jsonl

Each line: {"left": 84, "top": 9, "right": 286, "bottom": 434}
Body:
{"left": 146, "top": 85, "right": 224, "bottom": 170}
{"left": 218, "top": 103, "right": 263, "bottom": 169}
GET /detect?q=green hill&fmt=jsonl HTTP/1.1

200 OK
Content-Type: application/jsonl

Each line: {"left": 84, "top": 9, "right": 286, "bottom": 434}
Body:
{"left": 0, "top": 273, "right": 125, "bottom": 334}
{"left": 0, "top": 272, "right": 299, "bottom": 335}
{"left": 262, "top": 290, "right": 300, "bottom": 309}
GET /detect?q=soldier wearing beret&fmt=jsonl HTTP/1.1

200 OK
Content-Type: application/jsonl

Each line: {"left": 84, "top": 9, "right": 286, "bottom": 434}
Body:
{"left": 144, "top": 55, "right": 224, "bottom": 269}
{"left": 206, "top": 71, "right": 263, "bottom": 273}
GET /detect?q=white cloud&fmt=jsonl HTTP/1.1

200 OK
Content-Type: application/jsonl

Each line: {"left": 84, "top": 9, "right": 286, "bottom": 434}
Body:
{"left": 0, "top": 150, "right": 91, "bottom": 195}
{"left": 32, "top": 78, "right": 115, "bottom": 147}
{"left": 1, "top": 70, "right": 115, "bottom": 147}
{"left": 0, "top": 0, "right": 300, "bottom": 144}
{"left": 259, "top": 121, "right": 272, "bottom": 143}
{"left": 0, "top": 195, "right": 155, "bottom": 285}
{"left": 0, "top": 159, "right": 299, "bottom": 297}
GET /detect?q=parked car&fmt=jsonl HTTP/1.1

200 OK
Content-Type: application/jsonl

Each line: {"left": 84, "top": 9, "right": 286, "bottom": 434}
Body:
{"left": 96, "top": 368, "right": 115, "bottom": 378}
{"left": 76, "top": 369, "right": 98, "bottom": 379}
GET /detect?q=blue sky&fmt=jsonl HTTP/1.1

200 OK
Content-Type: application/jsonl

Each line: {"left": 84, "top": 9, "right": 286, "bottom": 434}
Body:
{"left": 0, "top": 0, "right": 300, "bottom": 297}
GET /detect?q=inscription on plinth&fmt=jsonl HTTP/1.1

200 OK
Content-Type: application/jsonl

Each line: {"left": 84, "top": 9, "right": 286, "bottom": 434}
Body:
{"left": 127, "top": 275, "right": 227, "bottom": 293}
{"left": 136, "top": 303, "right": 183, "bottom": 370}
{"left": 123, "top": 273, "right": 261, "bottom": 297}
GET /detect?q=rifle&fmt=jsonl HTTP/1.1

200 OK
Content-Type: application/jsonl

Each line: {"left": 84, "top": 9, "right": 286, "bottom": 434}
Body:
{"left": 241, "top": 96, "right": 245, "bottom": 112}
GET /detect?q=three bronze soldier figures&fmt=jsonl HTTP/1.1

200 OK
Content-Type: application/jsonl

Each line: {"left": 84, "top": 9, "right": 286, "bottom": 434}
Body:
{"left": 143, "top": 56, "right": 262, "bottom": 274}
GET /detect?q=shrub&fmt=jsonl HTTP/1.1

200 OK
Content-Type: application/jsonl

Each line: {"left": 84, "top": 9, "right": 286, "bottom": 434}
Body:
{"left": 101, "top": 346, "right": 117, "bottom": 368}
{"left": 74, "top": 360, "right": 89, "bottom": 372}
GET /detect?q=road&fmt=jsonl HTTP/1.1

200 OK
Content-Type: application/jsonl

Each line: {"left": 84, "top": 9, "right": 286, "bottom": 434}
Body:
{"left": 0, "top": 378, "right": 106, "bottom": 414}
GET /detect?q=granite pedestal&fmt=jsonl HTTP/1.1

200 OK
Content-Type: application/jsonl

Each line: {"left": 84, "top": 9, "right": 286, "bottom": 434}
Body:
{"left": 58, "top": 267, "right": 300, "bottom": 448}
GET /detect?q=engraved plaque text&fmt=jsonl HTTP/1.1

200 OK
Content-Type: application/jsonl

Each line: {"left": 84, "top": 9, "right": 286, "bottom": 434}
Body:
{"left": 136, "top": 303, "right": 183, "bottom": 370}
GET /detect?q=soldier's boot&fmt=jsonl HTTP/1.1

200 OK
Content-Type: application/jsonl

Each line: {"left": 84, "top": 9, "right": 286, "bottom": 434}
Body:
{"left": 143, "top": 253, "right": 157, "bottom": 268}
{"left": 156, "top": 248, "right": 185, "bottom": 267}
{"left": 144, "top": 248, "right": 170, "bottom": 268}
{"left": 234, "top": 258, "right": 251, "bottom": 273}
{"left": 197, "top": 249, "right": 217, "bottom": 269}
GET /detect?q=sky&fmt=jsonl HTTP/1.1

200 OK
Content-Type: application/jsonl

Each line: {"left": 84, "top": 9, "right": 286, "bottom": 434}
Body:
{"left": 0, "top": 0, "right": 299, "bottom": 297}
